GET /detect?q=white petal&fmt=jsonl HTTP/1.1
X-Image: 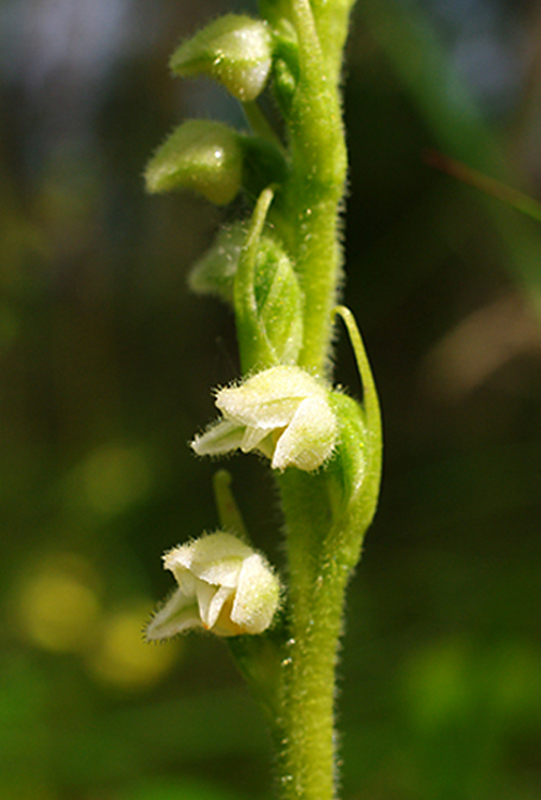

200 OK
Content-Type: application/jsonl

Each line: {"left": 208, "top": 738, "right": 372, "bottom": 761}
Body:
{"left": 244, "top": 366, "right": 324, "bottom": 399}
{"left": 206, "top": 589, "right": 232, "bottom": 632}
{"left": 271, "top": 395, "right": 336, "bottom": 471}
{"left": 240, "top": 424, "right": 272, "bottom": 453}
{"left": 231, "top": 553, "right": 280, "bottom": 634}
{"left": 191, "top": 419, "right": 246, "bottom": 456}
{"left": 165, "top": 533, "right": 251, "bottom": 586}
{"left": 173, "top": 568, "right": 198, "bottom": 597}
{"left": 216, "top": 366, "right": 325, "bottom": 428}
{"left": 199, "top": 583, "right": 235, "bottom": 630}
{"left": 219, "top": 392, "right": 299, "bottom": 428}
{"left": 252, "top": 432, "right": 276, "bottom": 460}
{"left": 145, "top": 588, "right": 201, "bottom": 640}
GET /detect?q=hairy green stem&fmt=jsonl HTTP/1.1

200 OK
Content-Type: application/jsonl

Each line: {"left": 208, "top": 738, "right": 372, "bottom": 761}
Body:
{"left": 311, "top": 0, "right": 358, "bottom": 85}
{"left": 271, "top": 3, "right": 360, "bottom": 799}
{"left": 286, "top": 0, "right": 348, "bottom": 374}
{"left": 277, "top": 471, "right": 338, "bottom": 800}
{"left": 276, "top": 463, "right": 379, "bottom": 800}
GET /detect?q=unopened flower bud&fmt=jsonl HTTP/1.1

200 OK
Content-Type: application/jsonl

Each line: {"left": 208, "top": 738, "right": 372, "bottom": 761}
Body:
{"left": 192, "top": 366, "right": 337, "bottom": 472}
{"left": 145, "top": 532, "right": 280, "bottom": 639}
{"left": 190, "top": 224, "right": 303, "bottom": 364}
{"left": 188, "top": 223, "right": 246, "bottom": 304}
{"left": 251, "top": 235, "right": 303, "bottom": 365}
{"left": 170, "top": 15, "right": 273, "bottom": 102}
{"left": 145, "top": 120, "right": 243, "bottom": 206}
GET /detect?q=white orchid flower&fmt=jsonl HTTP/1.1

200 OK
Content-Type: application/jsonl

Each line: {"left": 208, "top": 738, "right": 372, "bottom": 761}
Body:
{"left": 146, "top": 532, "right": 280, "bottom": 639}
{"left": 191, "top": 366, "right": 337, "bottom": 472}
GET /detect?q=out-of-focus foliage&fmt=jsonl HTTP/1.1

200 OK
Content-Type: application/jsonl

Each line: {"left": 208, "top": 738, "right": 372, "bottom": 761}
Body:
{"left": 0, "top": 0, "right": 540, "bottom": 798}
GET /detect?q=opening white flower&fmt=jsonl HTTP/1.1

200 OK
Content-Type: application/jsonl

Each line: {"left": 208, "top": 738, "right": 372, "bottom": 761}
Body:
{"left": 145, "top": 532, "right": 280, "bottom": 639}
{"left": 191, "top": 366, "right": 337, "bottom": 472}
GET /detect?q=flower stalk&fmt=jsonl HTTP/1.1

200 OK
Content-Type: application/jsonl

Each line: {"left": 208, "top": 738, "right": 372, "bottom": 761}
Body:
{"left": 144, "top": 1, "right": 382, "bottom": 798}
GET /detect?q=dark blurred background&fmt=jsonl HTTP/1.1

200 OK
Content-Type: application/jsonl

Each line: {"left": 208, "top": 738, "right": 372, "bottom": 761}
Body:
{"left": 1, "top": 0, "right": 540, "bottom": 798}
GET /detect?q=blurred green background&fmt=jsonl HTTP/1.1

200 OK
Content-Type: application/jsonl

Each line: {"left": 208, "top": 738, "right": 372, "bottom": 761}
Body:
{"left": 1, "top": 0, "right": 540, "bottom": 798}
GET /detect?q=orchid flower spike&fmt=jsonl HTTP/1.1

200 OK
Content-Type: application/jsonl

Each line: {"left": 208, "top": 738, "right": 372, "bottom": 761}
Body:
{"left": 191, "top": 366, "right": 337, "bottom": 472}
{"left": 146, "top": 532, "right": 281, "bottom": 639}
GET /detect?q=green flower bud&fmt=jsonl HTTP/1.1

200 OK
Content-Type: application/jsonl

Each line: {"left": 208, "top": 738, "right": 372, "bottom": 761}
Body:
{"left": 170, "top": 15, "right": 273, "bottom": 102}
{"left": 273, "top": 56, "right": 298, "bottom": 113}
{"left": 271, "top": 37, "right": 299, "bottom": 115}
{"left": 145, "top": 120, "right": 243, "bottom": 206}
{"left": 189, "top": 220, "right": 303, "bottom": 364}
{"left": 252, "top": 233, "right": 303, "bottom": 364}
{"left": 189, "top": 223, "right": 246, "bottom": 304}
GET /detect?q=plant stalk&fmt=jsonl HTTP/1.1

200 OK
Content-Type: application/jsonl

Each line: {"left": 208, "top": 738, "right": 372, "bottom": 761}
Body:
{"left": 286, "top": 0, "right": 348, "bottom": 375}
{"left": 271, "top": 3, "right": 360, "bottom": 798}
